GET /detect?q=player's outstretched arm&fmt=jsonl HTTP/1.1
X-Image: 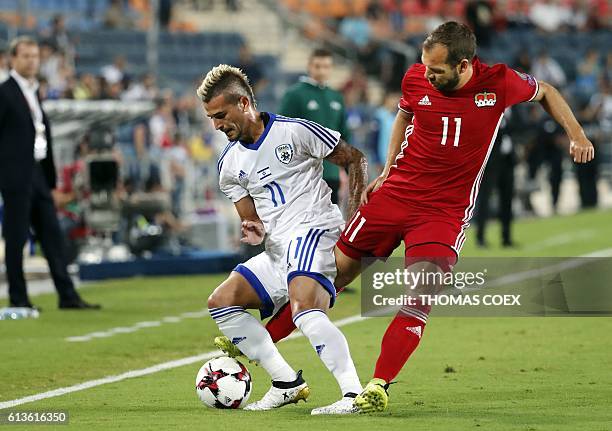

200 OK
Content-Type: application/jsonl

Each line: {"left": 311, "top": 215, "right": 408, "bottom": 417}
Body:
{"left": 362, "top": 109, "right": 414, "bottom": 204}
{"left": 325, "top": 140, "right": 368, "bottom": 217}
{"left": 531, "top": 80, "right": 595, "bottom": 163}
{"left": 234, "top": 196, "right": 265, "bottom": 246}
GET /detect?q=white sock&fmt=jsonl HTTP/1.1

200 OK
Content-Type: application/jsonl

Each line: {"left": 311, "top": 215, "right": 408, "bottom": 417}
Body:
{"left": 210, "top": 307, "right": 296, "bottom": 382}
{"left": 293, "top": 309, "right": 362, "bottom": 396}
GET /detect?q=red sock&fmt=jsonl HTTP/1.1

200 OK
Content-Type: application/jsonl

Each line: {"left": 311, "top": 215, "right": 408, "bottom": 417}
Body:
{"left": 266, "top": 287, "right": 346, "bottom": 343}
{"left": 265, "top": 302, "right": 295, "bottom": 343}
{"left": 373, "top": 309, "right": 428, "bottom": 383}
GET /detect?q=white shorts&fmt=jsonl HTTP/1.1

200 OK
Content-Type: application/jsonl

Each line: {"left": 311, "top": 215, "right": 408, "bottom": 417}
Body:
{"left": 233, "top": 226, "right": 341, "bottom": 319}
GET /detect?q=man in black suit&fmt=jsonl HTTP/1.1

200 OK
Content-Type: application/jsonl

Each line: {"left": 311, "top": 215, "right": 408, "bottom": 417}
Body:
{"left": 0, "top": 36, "right": 100, "bottom": 310}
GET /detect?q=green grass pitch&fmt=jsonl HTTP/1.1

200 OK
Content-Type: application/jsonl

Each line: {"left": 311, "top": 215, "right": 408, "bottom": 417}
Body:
{"left": 1, "top": 209, "right": 611, "bottom": 430}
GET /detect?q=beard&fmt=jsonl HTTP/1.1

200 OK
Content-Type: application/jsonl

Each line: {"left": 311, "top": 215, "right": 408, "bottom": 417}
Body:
{"left": 431, "top": 70, "right": 461, "bottom": 92}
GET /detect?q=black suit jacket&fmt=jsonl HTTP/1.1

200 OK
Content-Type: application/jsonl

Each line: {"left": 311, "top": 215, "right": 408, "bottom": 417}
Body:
{"left": 0, "top": 76, "right": 56, "bottom": 191}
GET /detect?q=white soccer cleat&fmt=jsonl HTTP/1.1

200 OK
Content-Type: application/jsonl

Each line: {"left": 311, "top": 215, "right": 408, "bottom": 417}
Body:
{"left": 310, "top": 396, "right": 359, "bottom": 415}
{"left": 243, "top": 371, "right": 309, "bottom": 411}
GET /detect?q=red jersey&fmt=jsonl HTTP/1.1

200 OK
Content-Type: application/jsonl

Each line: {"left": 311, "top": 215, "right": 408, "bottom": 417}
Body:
{"left": 382, "top": 57, "right": 538, "bottom": 222}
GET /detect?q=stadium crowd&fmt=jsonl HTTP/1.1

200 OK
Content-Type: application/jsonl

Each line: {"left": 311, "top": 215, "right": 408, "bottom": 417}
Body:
{"left": 0, "top": 0, "right": 610, "bottom": 256}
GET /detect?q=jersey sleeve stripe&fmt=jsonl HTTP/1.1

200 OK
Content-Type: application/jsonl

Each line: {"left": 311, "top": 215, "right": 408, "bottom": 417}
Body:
{"left": 276, "top": 118, "right": 336, "bottom": 150}
{"left": 217, "top": 141, "right": 237, "bottom": 173}
{"left": 276, "top": 117, "right": 336, "bottom": 148}
{"left": 398, "top": 104, "right": 413, "bottom": 114}
{"left": 293, "top": 116, "right": 339, "bottom": 144}
{"left": 276, "top": 114, "right": 340, "bottom": 147}
{"left": 527, "top": 78, "right": 540, "bottom": 102}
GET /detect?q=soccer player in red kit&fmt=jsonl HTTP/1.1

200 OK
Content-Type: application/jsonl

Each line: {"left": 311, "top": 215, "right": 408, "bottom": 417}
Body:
{"left": 339, "top": 21, "right": 594, "bottom": 412}
{"left": 220, "top": 21, "right": 595, "bottom": 413}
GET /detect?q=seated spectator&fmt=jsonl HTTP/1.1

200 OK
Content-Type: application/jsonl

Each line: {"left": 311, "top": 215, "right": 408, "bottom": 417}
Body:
{"left": 506, "top": 0, "right": 534, "bottom": 29}
{"left": 575, "top": 49, "right": 601, "bottom": 100}
{"left": 121, "top": 73, "right": 158, "bottom": 101}
{"left": 529, "top": 0, "right": 571, "bottom": 33}
{"left": 101, "top": 55, "right": 127, "bottom": 85}
{"left": 531, "top": 49, "right": 567, "bottom": 88}
{"left": 167, "top": 133, "right": 189, "bottom": 217}
{"left": 104, "top": 0, "right": 134, "bottom": 29}
{"left": 341, "top": 64, "right": 369, "bottom": 105}
{"left": 39, "top": 41, "right": 71, "bottom": 98}
{"left": 425, "top": 0, "right": 460, "bottom": 33}
{"left": 42, "top": 15, "right": 75, "bottom": 67}
{"left": 339, "top": 12, "right": 372, "bottom": 51}
{"left": 149, "top": 94, "right": 176, "bottom": 151}
{"left": 73, "top": 73, "right": 101, "bottom": 100}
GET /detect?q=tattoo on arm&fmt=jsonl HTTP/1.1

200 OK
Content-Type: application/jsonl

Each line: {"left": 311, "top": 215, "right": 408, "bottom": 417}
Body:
{"left": 325, "top": 140, "right": 368, "bottom": 217}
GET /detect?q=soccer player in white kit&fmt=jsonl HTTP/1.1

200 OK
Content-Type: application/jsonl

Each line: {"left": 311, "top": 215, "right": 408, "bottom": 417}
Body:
{"left": 198, "top": 65, "right": 368, "bottom": 414}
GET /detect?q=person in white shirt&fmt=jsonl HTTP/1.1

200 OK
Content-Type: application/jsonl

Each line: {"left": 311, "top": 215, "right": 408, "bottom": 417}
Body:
{"left": 198, "top": 65, "right": 367, "bottom": 414}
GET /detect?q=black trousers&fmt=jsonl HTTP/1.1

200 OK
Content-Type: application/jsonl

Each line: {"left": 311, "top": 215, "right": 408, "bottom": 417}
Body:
{"left": 528, "top": 141, "right": 563, "bottom": 209}
{"left": 476, "top": 154, "right": 515, "bottom": 244}
{"left": 1, "top": 163, "right": 79, "bottom": 306}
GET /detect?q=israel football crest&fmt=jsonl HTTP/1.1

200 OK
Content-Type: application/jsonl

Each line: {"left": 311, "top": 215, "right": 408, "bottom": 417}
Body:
{"left": 275, "top": 144, "right": 294, "bottom": 164}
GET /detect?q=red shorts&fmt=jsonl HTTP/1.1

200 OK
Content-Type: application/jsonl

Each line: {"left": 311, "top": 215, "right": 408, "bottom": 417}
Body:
{"left": 337, "top": 189, "right": 461, "bottom": 271}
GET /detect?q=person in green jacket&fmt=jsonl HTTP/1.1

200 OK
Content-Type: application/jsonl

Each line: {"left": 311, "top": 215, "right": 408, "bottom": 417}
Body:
{"left": 278, "top": 48, "right": 350, "bottom": 205}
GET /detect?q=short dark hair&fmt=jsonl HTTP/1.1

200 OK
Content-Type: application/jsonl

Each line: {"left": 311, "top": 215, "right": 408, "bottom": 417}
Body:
{"left": 309, "top": 47, "right": 333, "bottom": 61}
{"left": 423, "top": 21, "right": 476, "bottom": 67}
{"left": 196, "top": 64, "right": 256, "bottom": 107}
{"left": 9, "top": 35, "right": 38, "bottom": 57}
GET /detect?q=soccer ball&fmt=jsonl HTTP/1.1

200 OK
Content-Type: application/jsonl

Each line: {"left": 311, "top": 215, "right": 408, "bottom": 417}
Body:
{"left": 195, "top": 356, "right": 252, "bottom": 409}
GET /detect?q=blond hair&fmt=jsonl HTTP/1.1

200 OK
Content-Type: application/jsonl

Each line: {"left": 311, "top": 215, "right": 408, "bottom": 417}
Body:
{"left": 196, "top": 64, "right": 256, "bottom": 107}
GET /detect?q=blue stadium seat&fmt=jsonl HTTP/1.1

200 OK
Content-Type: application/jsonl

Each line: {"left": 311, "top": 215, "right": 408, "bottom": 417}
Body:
{"left": 0, "top": 0, "right": 17, "bottom": 11}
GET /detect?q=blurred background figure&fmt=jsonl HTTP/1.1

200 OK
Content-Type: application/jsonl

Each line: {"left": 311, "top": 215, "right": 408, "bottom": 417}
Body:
{"left": 529, "top": 0, "right": 572, "bottom": 32}
{"left": 278, "top": 48, "right": 350, "bottom": 207}
{"left": 372, "top": 91, "right": 401, "bottom": 174}
{"left": 525, "top": 106, "right": 566, "bottom": 214}
{"left": 531, "top": 49, "right": 567, "bottom": 88}
{"left": 475, "top": 109, "right": 517, "bottom": 248}
{"left": 104, "top": 0, "right": 134, "bottom": 29}
{"left": 0, "top": 36, "right": 99, "bottom": 310}
{"left": 237, "top": 42, "right": 268, "bottom": 98}
{"left": 465, "top": 0, "right": 494, "bottom": 47}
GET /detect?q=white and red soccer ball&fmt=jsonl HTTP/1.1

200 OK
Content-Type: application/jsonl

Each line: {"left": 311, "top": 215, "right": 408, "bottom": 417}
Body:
{"left": 195, "top": 357, "right": 252, "bottom": 409}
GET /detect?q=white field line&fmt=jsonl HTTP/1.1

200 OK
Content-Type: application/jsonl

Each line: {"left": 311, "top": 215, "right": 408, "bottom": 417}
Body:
{"left": 0, "top": 315, "right": 367, "bottom": 410}
{"left": 65, "top": 309, "right": 209, "bottom": 342}
{"left": 485, "top": 247, "right": 612, "bottom": 289}
{"left": 522, "top": 229, "right": 597, "bottom": 252}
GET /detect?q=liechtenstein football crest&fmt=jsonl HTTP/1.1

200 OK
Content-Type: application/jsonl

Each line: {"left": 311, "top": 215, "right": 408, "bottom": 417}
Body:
{"left": 275, "top": 144, "right": 294, "bottom": 164}
{"left": 474, "top": 91, "right": 497, "bottom": 107}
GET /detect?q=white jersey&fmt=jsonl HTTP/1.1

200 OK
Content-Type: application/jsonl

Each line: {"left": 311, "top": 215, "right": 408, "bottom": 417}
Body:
{"left": 218, "top": 113, "right": 344, "bottom": 246}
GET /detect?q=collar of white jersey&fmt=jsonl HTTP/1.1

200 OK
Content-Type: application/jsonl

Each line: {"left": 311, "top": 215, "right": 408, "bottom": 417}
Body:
{"left": 239, "top": 112, "right": 276, "bottom": 150}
